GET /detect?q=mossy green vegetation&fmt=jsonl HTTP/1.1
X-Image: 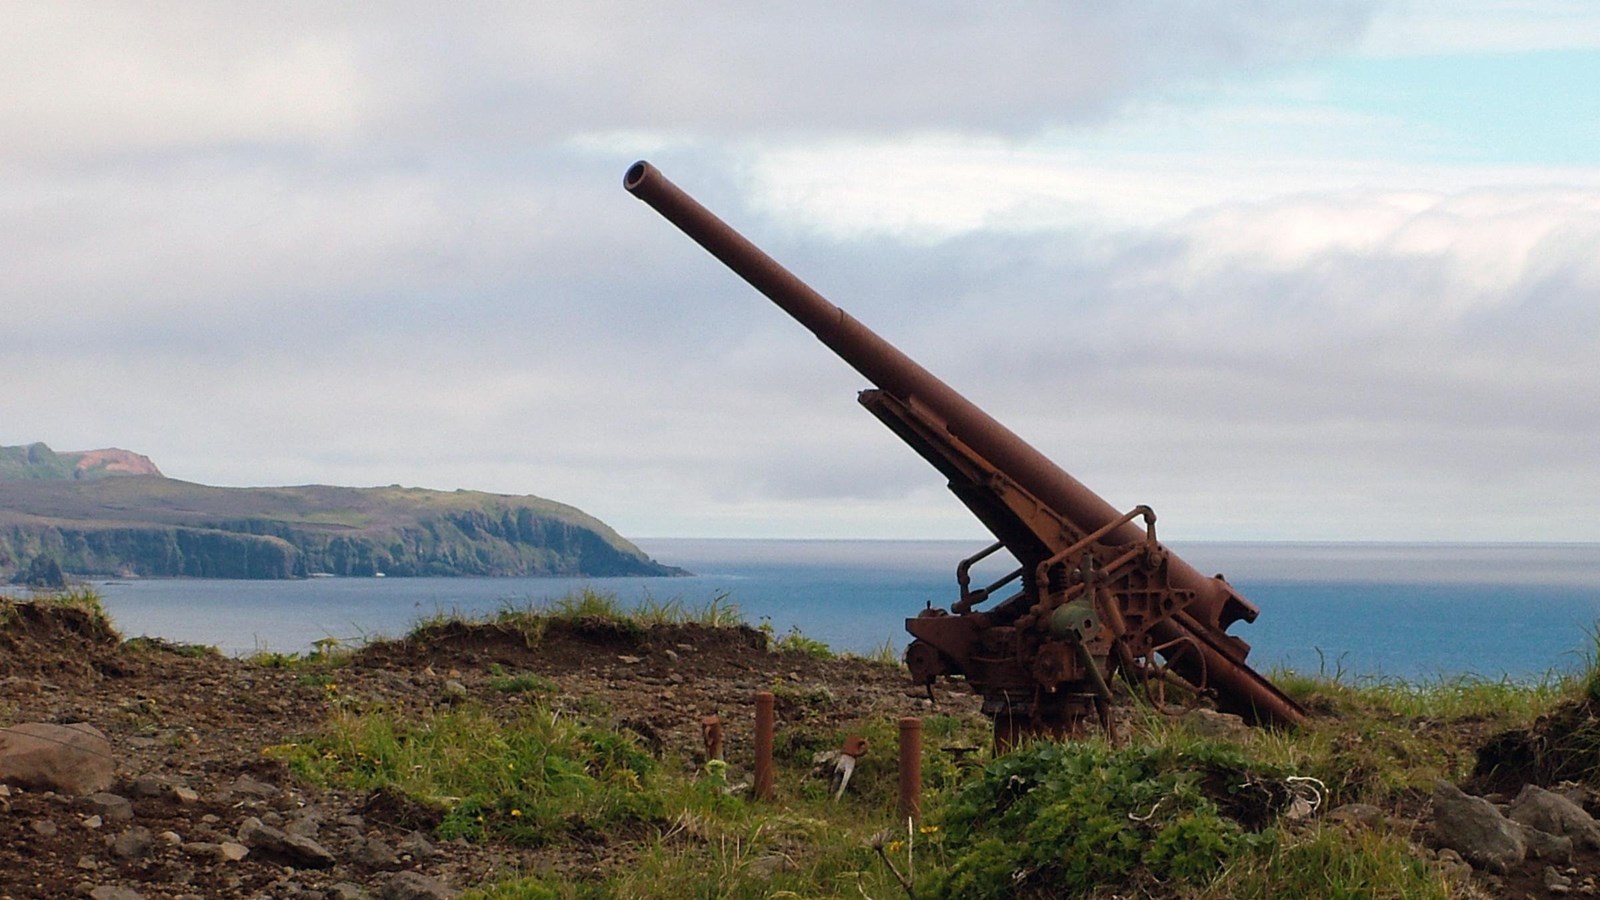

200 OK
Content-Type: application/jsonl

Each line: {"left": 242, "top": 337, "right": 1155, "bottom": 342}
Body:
{"left": 276, "top": 707, "right": 663, "bottom": 847}
{"left": 251, "top": 596, "right": 1600, "bottom": 897}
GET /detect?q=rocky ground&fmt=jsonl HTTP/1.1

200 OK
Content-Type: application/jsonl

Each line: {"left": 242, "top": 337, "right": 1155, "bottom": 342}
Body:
{"left": 0, "top": 602, "right": 970, "bottom": 899}
{"left": 7, "top": 599, "right": 1600, "bottom": 898}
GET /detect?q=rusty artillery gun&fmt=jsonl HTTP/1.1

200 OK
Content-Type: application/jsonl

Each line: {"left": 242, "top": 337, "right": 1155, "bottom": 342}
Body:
{"left": 625, "top": 161, "right": 1305, "bottom": 743}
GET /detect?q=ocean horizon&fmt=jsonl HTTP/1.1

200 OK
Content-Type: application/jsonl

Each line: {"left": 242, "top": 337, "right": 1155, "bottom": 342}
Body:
{"left": 81, "top": 538, "right": 1600, "bottom": 684}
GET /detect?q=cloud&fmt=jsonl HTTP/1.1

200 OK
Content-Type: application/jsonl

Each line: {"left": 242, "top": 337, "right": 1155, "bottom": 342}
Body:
{"left": 3, "top": 1, "right": 1595, "bottom": 544}
{"left": 0, "top": 1, "right": 1377, "bottom": 168}
{"left": 1360, "top": 0, "right": 1600, "bottom": 55}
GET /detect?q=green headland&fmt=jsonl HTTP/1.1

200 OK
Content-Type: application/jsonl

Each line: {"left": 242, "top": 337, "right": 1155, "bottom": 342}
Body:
{"left": 0, "top": 442, "right": 680, "bottom": 581}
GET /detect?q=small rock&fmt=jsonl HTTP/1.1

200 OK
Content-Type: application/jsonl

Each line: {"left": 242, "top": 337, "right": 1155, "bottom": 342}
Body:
{"left": 219, "top": 842, "right": 250, "bottom": 862}
{"left": 1519, "top": 823, "right": 1573, "bottom": 863}
{"left": 173, "top": 786, "right": 200, "bottom": 804}
{"left": 1327, "top": 803, "right": 1386, "bottom": 827}
{"left": 238, "top": 816, "right": 336, "bottom": 868}
{"left": 285, "top": 811, "right": 323, "bottom": 838}
{"left": 663, "top": 648, "right": 679, "bottom": 662}
{"left": 1435, "top": 847, "right": 1470, "bottom": 876}
{"left": 229, "top": 774, "right": 280, "bottom": 799}
{"left": 88, "top": 887, "right": 145, "bottom": 900}
{"left": 127, "top": 775, "right": 168, "bottom": 798}
{"left": 112, "top": 826, "right": 155, "bottom": 859}
{"left": 381, "top": 870, "right": 458, "bottom": 899}
{"left": 352, "top": 836, "right": 400, "bottom": 868}
{"left": 442, "top": 680, "right": 469, "bottom": 701}
{"left": 85, "top": 792, "right": 134, "bottom": 823}
{"left": 1547, "top": 865, "right": 1575, "bottom": 894}
{"left": 617, "top": 655, "right": 643, "bottom": 665}
{"left": 397, "top": 831, "right": 438, "bottom": 860}
{"left": 667, "top": 672, "right": 685, "bottom": 685}
{"left": 82, "top": 814, "right": 104, "bottom": 830}
{"left": 30, "top": 818, "right": 58, "bottom": 837}
{"left": 76, "top": 855, "right": 98, "bottom": 870}
{"left": 328, "top": 883, "right": 368, "bottom": 900}
{"left": 158, "top": 831, "right": 182, "bottom": 846}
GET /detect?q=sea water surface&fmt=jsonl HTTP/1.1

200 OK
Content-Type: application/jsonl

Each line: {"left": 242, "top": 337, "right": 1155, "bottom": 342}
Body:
{"left": 89, "top": 540, "right": 1600, "bottom": 683}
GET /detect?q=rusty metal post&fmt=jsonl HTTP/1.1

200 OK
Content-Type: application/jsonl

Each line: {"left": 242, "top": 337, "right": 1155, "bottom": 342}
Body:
{"left": 755, "top": 691, "right": 775, "bottom": 801}
{"left": 700, "top": 714, "right": 723, "bottom": 761}
{"left": 898, "top": 717, "right": 922, "bottom": 824}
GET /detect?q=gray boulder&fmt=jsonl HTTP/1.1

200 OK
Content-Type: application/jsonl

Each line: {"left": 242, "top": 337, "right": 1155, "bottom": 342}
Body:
{"left": 1516, "top": 822, "right": 1573, "bottom": 863}
{"left": 237, "top": 816, "right": 336, "bottom": 869}
{"left": 381, "top": 870, "right": 458, "bottom": 900}
{"left": 1508, "top": 784, "right": 1600, "bottom": 850}
{"left": 1430, "top": 779, "right": 1525, "bottom": 874}
{"left": 0, "top": 722, "right": 114, "bottom": 795}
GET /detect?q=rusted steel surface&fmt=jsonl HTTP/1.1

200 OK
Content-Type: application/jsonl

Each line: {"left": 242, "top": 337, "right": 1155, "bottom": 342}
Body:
{"left": 898, "top": 717, "right": 922, "bottom": 823}
{"left": 626, "top": 161, "right": 1305, "bottom": 738}
{"left": 754, "top": 691, "right": 775, "bottom": 800}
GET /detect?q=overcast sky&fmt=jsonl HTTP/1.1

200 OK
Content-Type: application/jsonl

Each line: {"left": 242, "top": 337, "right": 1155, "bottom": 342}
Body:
{"left": 4, "top": 1, "right": 1598, "bottom": 543}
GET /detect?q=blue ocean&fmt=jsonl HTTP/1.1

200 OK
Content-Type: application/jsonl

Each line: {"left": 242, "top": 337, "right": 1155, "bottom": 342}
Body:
{"left": 88, "top": 540, "right": 1600, "bottom": 684}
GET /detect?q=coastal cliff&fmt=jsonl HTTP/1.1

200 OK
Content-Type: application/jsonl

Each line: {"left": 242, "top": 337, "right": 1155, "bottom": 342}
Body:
{"left": 0, "top": 443, "right": 680, "bottom": 580}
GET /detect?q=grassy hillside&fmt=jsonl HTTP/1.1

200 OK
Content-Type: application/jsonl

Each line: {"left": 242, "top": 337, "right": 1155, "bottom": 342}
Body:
{"left": 0, "top": 474, "right": 681, "bottom": 580}
{"left": 0, "top": 442, "right": 161, "bottom": 481}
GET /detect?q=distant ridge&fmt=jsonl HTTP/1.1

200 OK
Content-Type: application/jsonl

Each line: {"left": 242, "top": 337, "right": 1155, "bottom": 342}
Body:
{"left": 0, "top": 443, "right": 682, "bottom": 581}
{"left": 0, "top": 443, "right": 162, "bottom": 481}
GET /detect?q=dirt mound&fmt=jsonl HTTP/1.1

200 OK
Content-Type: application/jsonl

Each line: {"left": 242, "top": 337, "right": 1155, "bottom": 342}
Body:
{"left": 355, "top": 617, "right": 769, "bottom": 679}
{"left": 1472, "top": 693, "right": 1600, "bottom": 792}
{"left": 0, "top": 600, "right": 124, "bottom": 680}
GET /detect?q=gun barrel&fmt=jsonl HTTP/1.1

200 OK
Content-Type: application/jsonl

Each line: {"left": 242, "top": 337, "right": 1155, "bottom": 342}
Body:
{"left": 626, "top": 161, "right": 1302, "bottom": 727}
{"left": 625, "top": 162, "right": 1132, "bottom": 547}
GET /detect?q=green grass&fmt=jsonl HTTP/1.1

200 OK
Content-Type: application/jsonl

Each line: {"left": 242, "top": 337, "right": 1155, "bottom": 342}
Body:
{"left": 761, "top": 618, "right": 836, "bottom": 659}
{"left": 485, "top": 672, "right": 558, "bottom": 696}
{"left": 631, "top": 590, "right": 744, "bottom": 628}
{"left": 403, "top": 589, "right": 755, "bottom": 654}
{"left": 238, "top": 595, "right": 1600, "bottom": 897}
{"left": 242, "top": 634, "right": 362, "bottom": 669}
{"left": 271, "top": 661, "right": 1577, "bottom": 897}
{"left": 124, "top": 636, "right": 219, "bottom": 658}
{"left": 270, "top": 704, "right": 663, "bottom": 846}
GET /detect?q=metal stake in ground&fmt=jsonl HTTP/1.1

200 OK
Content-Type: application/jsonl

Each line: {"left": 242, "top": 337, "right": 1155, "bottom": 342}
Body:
{"left": 899, "top": 717, "right": 922, "bottom": 824}
{"left": 754, "top": 692, "right": 775, "bottom": 801}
